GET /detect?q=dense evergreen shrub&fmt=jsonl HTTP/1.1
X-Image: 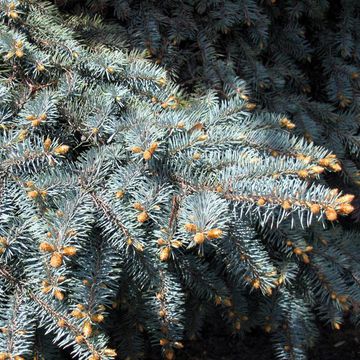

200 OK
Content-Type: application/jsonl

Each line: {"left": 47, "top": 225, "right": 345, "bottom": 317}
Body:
{"left": 0, "top": 1, "right": 359, "bottom": 360}
{"left": 61, "top": 0, "right": 360, "bottom": 207}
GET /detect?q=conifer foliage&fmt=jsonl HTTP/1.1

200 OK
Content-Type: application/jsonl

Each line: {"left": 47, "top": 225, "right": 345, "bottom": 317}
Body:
{"left": 71, "top": 0, "right": 360, "bottom": 202}
{"left": 0, "top": 1, "right": 359, "bottom": 360}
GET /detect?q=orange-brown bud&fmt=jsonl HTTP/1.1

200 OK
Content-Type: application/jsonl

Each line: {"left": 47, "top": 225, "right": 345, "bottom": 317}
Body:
{"left": 50, "top": 252, "right": 63, "bottom": 268}
{"left": 336, "top": 194, "right": 355, "bottom": 203}
{"left": 54, "top": 145, "right": 70, "bottom": 155}
{"left": 160, "top": 338, "right": 169, "bottom": 346}
{"left": 83, "top": 321, "right": 92, "bottom": 338}
{"left": 311, "top": 166, "right": 325, "bottom": 174}
{"left": 310, "top": 204, "right": 321, "bottom": 214}
{"left": 137, "top": 211, "right": 149, "bottom": 223}
{"left": 282, "top": 200, "right": 292, "bottom": 210}
{"left": 143, "top": 150, "right": 152, "bottom": 160}
{"left": 62, "top": 246, "right": 77, "bottom": 256}
{"left": 207, "top": 228, "right": 223, "bottom": 239}
{"left": 325, "top": 208, "right": 337, "bottom": 221}
{"left": 27, "top": 190, "right": 39, "bottom": 199}
{"left": 133, "top": 202, "right": 145, "bottom": 211}
{"left": 71, "top": 309, "right": 85, "bottom": 319}
{"left": 193, "top": 232, "right": 206, "bottom": 244}
{"left": 164, "top": 349, "right": 175, "bottom": 360}
{"left": 131, "top": 146, "right": 142, "bottom": 153}
{"left": 57, "top": 319, "right": 66, "bottom": 328}
{"left": 54, "top": 290, "right": 64, "bottom": 301}
{"left": 91, "top": 314, "right": 104, "bottom": 323}
{"left": 103, "top": 349, "right": 117, "bottom": 357}
{"left": 252, "top": 279, "right": 261, "bottom": 289}
{"left": 39, "top": 242, "right": 55, "bottom": 252}
{"left": 297, "top": 170, "right": 308, "bottom": 179}
{"left": 197, "top": 134, "right": 208, "bottom": 141}
{"left": 184, "top": 223, "right": 197, "bottom": 232}
{"left": 75, "top": 335, "right": 85, "bottom": 344}
{"left": 337, "top": 203, "right": 354, "bottom": 215}
{"left": 44, "top": 138, "right": 52, "bottom": 151}
{"left": 159, "top": 247, "right": 171, "bottom": 262}
{"left": 115, "top": 190, "right": 125, "bottom": 199}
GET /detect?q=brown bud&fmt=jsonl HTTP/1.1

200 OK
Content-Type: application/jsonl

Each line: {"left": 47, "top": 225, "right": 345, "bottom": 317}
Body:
{"left": 173, "top": 341, "right": 184, "bottom": 349}
{"left": 71, "top": 309, "right": 85, "bottom": 319}
{"left": 184, "top": 223, "right": 197, "bottom": 232}
{"left": 246, "top": 103, "right": 257, "bottom": 111}
{"left": 149, "top": 142, "right": 158, "bottom": 153}
{"left": 57, "top": 319, "right": 66, "bottom": 328}
{"left": 62, "top": 246, "right": 77, "bottom": 256}
{"left": 103, "top": 349, "right": 117, "bottom": 357}
{"left": 282, "top": 200, "right": 292, "bottom": 210}
{"left": 143, "top": 150, "right": 152, "bottom": 160}
{"left": 302, "top": 254, "right": 310, "bottom": 264}
{"left": 83, "top": 321, "right": 92, "bottom": 337}
{"left": 206, "top": 228, "right": 223, "bottom": 239}
{"left": 318, "top": 158, "right": 331, "bottom": 167}
{"left": 9, "top": 11, "right": 19, "bottom": 19}
{"left": 264, "top": 324, "right": 272, "bottom": 333}
{"left": 330, "top": 163, "right": 342, "bottom": 172}
{"left": 54, "top": 290, "right": 64, "bottom": 301}
{"left": 310, "top": 166, "right": 325, "bottom": 174}
{"left": 164, "top": 349, "right": 175, "bottom": 360}
{"left": 54, "top": 145, "right": 70, "bottom": 155}
{"left": 297, "top": 170, "right": 308, "bottom": 179}
{"left": 293, "top": 248, "right": 303, "bottom": 255}
{"left": 133, "top": 202, "right": 145, "bottom": 211}
{"left": 177, "top": 120, "right": 185, "bottom": 128}
{"left": 115, "top": 190, "right": 125, "bottom": 199}
{"left": 91, "top": 314, "right": 104, "bottom": 323}
{"left": 157, "top": 238, "right": 167, "bottom": 246}
{"left": 36, "top": 63, "right": 45, "bottom": 72}
{"left": 137, "top": 211, "right": 149, "bottom": 223}
{"left": 193, "top": 232, "right": 206, "bottom": 244}
{"left": 171, "top": 240, "right": 182, "bottom": 248}
{"left": 27, "top": 190, "right": 39, "bottom": 199}
{"left": 252, "top": 279, "right": 261, "bottom": 289}
{"left": 39, "top": 242, "right": 55, "bottom": 252}
{"left": 160, "top": 247, "right": 171, "bottom": 262}
{"left": 336, "top": 194, "right": 355, "bottom": 203}
{"left": 310, "top": 204, "right": 321, "bottom": 214}
{"left": 50, "top": 252, "right": 63, "bottom": 268}
{"left": 15, "top": 49, "right": 23, "bottom": 58}
{"left": 42, "top": 285, "right": 52, "bottom": 294}
{"left": 325, "top": 208, "right": 337, "bottom": 221}
{"left": 131, "top": 146, "right": 142, "bottom": 153}
{"left": 75, "top": 335, "right": 85, "bottom": 344}
{"left": 192, "top": 152, "right": 201, "bottom": 160}
{"left": 44, "top": 138, "right": 52, "bottom": 151}
{"left": 160, "top": 338, "right": 169, "bottom": 346}
{"left": 257, "top": 198, "right": 266, "bottom": 206}
{"left": 337, "top": 203, "right": 354, "bottom": 215}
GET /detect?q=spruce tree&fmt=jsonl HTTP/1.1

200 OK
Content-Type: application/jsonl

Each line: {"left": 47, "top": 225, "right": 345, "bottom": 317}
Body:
{"left": 65, "top": 0, "right": 360, "bottom": 203}
{"left": 0, "top": 1, "right": 359, "bottom": 360}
